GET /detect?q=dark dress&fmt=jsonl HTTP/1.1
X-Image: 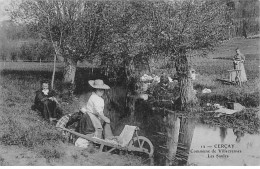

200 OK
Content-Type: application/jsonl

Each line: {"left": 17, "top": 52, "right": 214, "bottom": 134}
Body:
{"left": 65, "top": 111, "right": 95, "bottom": 135}
{"left": 34, "top": 89, "right": 63, "bottom": 120}
{"left": 65, "top": 92, "right": 96, "bottom": 135}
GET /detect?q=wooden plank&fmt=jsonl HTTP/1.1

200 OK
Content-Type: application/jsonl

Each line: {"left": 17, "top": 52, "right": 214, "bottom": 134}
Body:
{"left": 59, "top": 127, "right": 151, "bottom": 155}
{"left": 59, "top": 127, "right": 122, "bottom": 148}
{"left": 99, "top": 144, "right": 104, "bottom": 152}
{"left": 107, "top": 148, "right": 116, "bottom": 153}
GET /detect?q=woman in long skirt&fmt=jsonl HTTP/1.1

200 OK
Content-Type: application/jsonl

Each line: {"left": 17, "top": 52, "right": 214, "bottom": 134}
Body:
{"left": 232, "top": 48, "right": 247, "bottom": 82}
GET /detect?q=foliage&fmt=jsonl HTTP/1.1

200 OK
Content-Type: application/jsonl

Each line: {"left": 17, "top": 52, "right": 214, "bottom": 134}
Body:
{"left": 9, "top": 0, "right": 111, "bottom": 63}
{"left": 0, "top": 20, "right": 38, "bottom": 40}
{"left": 225, "top": 0, "right": 260, "bottom": 38}
{"left": 145, "top": 0, "right": 230, "bottom": 57}
{"left": 18, "top": 40, "right": 54, "bottom": 61}
{"left": 0, "top": 40, "right": 54, "bottom": 61}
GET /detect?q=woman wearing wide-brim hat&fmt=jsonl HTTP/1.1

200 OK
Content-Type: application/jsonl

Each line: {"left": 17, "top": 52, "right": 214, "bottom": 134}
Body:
{"left": 79, "top": 79, "right": 111, "bottom": 139}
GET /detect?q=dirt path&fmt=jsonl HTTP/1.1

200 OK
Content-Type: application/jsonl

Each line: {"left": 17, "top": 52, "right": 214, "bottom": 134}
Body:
{"left": 0, "top": 145, "right": 47, "bottom": 166}
{"left": 0, "top": 143, "right": 143, "bottom": 166}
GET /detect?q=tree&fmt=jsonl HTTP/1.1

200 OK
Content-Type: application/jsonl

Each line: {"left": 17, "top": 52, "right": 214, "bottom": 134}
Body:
{"left": 224, "top": 0, "right": 260, "bottom": 38}
{"left": 150, "top": 0, "right": 228, "bottom": 108}
{"left": 9, "top": 0, "right": 109, "bottom": 98}
{"left": 100, "top": 1, "right": 155, "bottom": 82}
{"left": 96, "top": 1, "right": 230, "bottom": 164}
{"left": 145, "top": 0, "right": 230, "bottom": 165}
{"left": 98, "top": 1, "right": 158, "bottom": 120}
{"left": 236, "top": 0, "right": 259, "bottom": 38}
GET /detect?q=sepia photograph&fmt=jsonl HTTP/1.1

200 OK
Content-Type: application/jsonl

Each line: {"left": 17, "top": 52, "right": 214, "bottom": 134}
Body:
{"left": 0, "top": 0, "right": 259, "bottom": 166}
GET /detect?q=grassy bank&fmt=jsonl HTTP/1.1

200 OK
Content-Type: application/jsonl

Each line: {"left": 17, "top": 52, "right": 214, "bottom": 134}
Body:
{"left": 0, "top": 73, "right": 143, "bottom": 166}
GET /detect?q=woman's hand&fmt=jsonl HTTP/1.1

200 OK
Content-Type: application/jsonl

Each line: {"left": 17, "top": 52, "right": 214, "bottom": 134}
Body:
{"left": 98, "top": 114, "right": 110, "bottom": 123}
{"left": 80, "top": 107, "right": 87, "bottom": 113}
{"left": 104, "top": 118, "right": 110, "bottom": 124}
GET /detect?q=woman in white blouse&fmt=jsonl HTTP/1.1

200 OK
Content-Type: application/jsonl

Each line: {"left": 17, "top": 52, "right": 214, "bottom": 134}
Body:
{"left": 232, "top": 48, "right": 247, "bottom": 82}
{"left": 80, "top": 79, "right": 111, "bottom": 138}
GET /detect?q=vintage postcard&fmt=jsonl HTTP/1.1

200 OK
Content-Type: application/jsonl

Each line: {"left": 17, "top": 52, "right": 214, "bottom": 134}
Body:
{"left": 0, "top": 0, "right": 259, "bottom": 166}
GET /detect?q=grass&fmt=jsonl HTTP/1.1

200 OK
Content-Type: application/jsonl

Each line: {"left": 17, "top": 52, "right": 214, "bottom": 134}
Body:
{"left": 0, "top": 72, "right": 143, "bottom": 166}
{"left": 194, "top": 74, "right": 259, "bottom": 107}
{"left": 190, "top": 37, "right": 259, "bottom": 107}
{"left": 0, "top": 73, "right": 64, "bottom": 148}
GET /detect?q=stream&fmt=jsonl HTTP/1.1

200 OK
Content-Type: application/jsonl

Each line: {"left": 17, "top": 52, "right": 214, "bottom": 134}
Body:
{"left": 188, "top": 123, "right": 260, "bottom": 166}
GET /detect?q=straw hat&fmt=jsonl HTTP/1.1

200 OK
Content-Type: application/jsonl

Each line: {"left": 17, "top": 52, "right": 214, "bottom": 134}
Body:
{"left": 88, "top": 79, "right": 110, "bottom": 90}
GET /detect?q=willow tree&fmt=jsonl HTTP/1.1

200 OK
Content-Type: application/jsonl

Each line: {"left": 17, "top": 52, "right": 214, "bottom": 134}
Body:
{"left": 98, "top": 1, "right": 157, "bottom": 120}
{"left": 148, "top": 0, "right": 230, "bottom": 165}
{"left": 10, "top": 0, "right": 108, "bottom": 98}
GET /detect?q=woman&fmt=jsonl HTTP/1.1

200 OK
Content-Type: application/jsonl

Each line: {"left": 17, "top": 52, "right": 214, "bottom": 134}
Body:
{"left": 33, "top": 80, "right": 63, "bottom": 122}
{"left": 80, "top": 79, "right": 111, "bottom": 138}
{"left": 232, "top": 48, "right": 247, "bottom": 82}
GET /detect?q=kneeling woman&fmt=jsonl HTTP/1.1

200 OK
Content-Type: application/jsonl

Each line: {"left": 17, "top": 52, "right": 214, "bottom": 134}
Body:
{"left": 56, "top": 79, "right": 111, "bottom": 139}
{"left": 79, "top": 79, "right": 111, "bottom": 138}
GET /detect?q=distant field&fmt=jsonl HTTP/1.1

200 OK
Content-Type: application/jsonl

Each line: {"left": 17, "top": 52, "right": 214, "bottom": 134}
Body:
{"left": 0, "top": 61, "right": 64, "bottom": 71}
{"left": 0, "top": 37, "right": 259, "bottom": 81}
{"left": 191, "top": 37, "right": 260, "bottom": 80}
{"left": 208, "top": 37, "right": 260, "bottom": 58}
{"left": 0, "top": 61, "right": 99, "bottom": 71}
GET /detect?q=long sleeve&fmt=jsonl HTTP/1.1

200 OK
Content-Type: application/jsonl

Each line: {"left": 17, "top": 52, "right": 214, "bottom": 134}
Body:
{"left": 34, "top": 90, "right": 47, "bottom": 104}
{"left": 240, "top": 54, "right": 245, "bottom": 61}
{"left": 65, "top": 112, "right": 83, "bottom": 128}
{"left": 48, "top": 89, "right": 57, "bottom": 97}
{"left": 78, "top": 92, "right": 92, "bottom": 111}
{"left": 92, "top": 96, "right": 105, "bottom": 116}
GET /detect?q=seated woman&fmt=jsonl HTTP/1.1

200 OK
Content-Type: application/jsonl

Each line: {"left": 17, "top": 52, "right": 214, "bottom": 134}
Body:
{"left": 33, "top": 80, "right": 63, "bottom": 122}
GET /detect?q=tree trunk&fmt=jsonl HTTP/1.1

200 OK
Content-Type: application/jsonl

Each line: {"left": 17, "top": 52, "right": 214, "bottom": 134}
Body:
{"left": 168, "top": 49, "right": 198, "bottom": 165}
{"left": 51, "top": 52, "right": 57, "bottom": 90}
{"left": 175, "top": 49, "right": 197, "bottom": 111}
{"left": 129, "top": 96, "right": 136, "bottom": 122}
{"left": 52, "top": 41, "right": 64, "bottom": 62}
{"left": 51, "top": 41, "right": 64, "bottom": 90}
{"left": 124, "top": 57, "right": 136, "bottom": 121}
{"left": 175, "top": 116, "right": 196, "bottom": 166}
{"left": 166, "top": 113, "right": 180, "bottom": 166}
{"left": 242, "top": 20, "right": 247, "bottom": 38}
{"left": 62, "top": 58, "right": 77, "bottom": 101}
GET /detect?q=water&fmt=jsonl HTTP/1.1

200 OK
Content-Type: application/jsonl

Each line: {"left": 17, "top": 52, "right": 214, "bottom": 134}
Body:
{"left": 188, "top": 124, "right": 260, "bottom": 166}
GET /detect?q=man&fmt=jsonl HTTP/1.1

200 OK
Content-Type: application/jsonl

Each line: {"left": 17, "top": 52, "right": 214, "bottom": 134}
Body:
{"left": 33, "top": 80, "right": 63, "bottom": 122}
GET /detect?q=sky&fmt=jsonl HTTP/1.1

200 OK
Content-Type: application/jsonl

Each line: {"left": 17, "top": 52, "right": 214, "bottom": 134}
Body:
{"left": 0, "top": 0, "right": 12, "bottom": 22}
